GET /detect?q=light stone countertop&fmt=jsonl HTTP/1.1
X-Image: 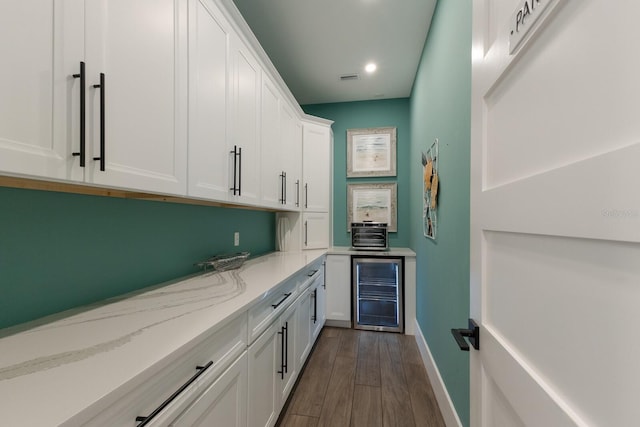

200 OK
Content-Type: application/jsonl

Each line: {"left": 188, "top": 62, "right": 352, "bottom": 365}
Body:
{"left": 0, "top": 249, "right": 326, "bottom": 427}
{"left": 327, "top": 246, "right": 416, "bottom": 257}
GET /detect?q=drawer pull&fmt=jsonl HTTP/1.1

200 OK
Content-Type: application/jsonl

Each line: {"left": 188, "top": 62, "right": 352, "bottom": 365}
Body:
{"left": 307, "top": 269, "right": 318, "bottom": 277}
{"left": 135, "top": 360, "right": 213, "bottom": 426}
{"left": 271, "top": 292, "right": 292, "bottom": 309}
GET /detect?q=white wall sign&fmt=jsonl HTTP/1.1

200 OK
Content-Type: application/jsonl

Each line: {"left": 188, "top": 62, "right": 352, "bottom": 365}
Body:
{"left": 509, "top": 0, "right": 557, "bottom": 54}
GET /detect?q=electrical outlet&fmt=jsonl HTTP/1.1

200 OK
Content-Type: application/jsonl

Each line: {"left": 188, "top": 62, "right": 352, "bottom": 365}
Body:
{"left": 234, "top": 232, "right": 239, "bottom": 246}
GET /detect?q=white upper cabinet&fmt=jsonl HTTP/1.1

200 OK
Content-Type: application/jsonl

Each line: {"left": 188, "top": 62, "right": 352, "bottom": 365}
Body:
{"left": 0, "top": 0, "right": 85, "bottom": 182}
{"left": 228, "top": 31, "right": 261, "bottom": 205}
{"left": 187, "top": 0, "right": 232, "bottom": 201}
{"left": 280, "top": 103, "right": 302, "bottom": 210}
{"left": 259, "top": 74, "right": 282, "bottom": 208}
{"left": 302, "top": 122, "right": 331, "bottom": 212}
{"left": 84, "top": 0, "right": 188, "bottom": 195}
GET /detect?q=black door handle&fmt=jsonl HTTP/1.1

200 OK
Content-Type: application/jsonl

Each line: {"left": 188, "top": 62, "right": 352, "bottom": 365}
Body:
{"left": 451, "top": 319, "right": 480, "bottom": 351}
{"left": 92, "top": 73, "right": 105, "bottom": 171}
{"left": 72, "top": 61, "right": 86, "bottom": 166}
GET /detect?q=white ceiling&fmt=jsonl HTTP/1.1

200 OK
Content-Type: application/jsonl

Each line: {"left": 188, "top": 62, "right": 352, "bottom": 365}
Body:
{"left": 232, "top": 0, "right": 437, "bottom": 106}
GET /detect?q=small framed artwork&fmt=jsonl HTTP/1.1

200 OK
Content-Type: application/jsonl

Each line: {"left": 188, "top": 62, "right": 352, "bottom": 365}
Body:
{"left": 347, "top": 183, "right": 397, "bottom": 232}
{"left": 422, "top": 138, "right": 439, "bottom": 240}
{"left": 347, "top": 127, "right": 397, "bottom": 177}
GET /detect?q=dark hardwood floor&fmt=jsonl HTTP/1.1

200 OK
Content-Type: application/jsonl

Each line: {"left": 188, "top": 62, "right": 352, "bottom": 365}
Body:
{"left": 277, "top": 327, "right": 446, "bottom": 427}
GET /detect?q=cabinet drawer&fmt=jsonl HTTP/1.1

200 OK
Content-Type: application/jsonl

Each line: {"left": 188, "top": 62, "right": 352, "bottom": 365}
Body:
{"left": 298, "top": 261, "right": 323, "bottom": 293}
{"left": 81, "top": 313, "right": 247, "bottom": 427}
{"left": 248, "top": 277, "right": 298, "bottom": 344}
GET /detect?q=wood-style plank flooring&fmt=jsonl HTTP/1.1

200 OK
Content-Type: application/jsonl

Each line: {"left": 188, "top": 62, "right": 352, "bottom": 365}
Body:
{"left": 277, "top": 327, "right": 446, "bottom": 427}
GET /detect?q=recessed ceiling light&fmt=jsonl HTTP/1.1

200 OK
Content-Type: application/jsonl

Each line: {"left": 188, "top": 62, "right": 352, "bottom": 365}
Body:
{"left": 365, "top": 63, "right": 377, "bottom": 73}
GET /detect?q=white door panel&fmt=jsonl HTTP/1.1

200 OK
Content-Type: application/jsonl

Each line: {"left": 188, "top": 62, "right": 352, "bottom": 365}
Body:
{"left": 471, "top": 1, "right": 640, "bottom": 426}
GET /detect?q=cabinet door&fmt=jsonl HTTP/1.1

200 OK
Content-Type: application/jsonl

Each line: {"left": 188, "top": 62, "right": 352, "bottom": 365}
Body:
{"left": 170, "top": 352, "right": 247, "bottom": 427}
{"left": 84, "top": 0, "right": 188, "bottom": 195}
{"left": 279, "top": 301, "right": 298, "bottom": 403}
{"left": 312, "top": 273, "right": 326, "bottom": 341}
{"left": 248, "top": 322, "right": 279, "bottom": 427}
{"left": 295, "top": 289, "right": 312, "bottom": 369}
{"left": 187, "top": 0, "right": 231, "bottom": 201}
{"left": 259, "top": 74, "right": 282, "bottom": 207}
{"left": 325, "top": 255, "right": 351, "bottom": 323}
{"left": 0, "top": 0, "right": 84, "bottom": 181}
{"left": 280, "top": 103, "right": 302, "bottom": 210}
{"left": 302, "top": 122, "right": 331, "bottom": 212}
{"left": 303, "top": 212, "right": 329, "bottom": 249}
{"left": 228, "top": 33, "right": 261, "bottom": 205}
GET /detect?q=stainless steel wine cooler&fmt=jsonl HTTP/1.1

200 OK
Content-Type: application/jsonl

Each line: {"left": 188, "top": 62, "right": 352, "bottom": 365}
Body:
{"left": 352, "top": 256, "right": 404, "bottom": 333}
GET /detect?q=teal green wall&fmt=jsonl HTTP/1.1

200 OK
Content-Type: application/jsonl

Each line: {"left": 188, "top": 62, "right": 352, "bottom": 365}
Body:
{"left": 302, "top": 98, "right": 410, "bottom": 248}
{"left": 0, "top": 187, "right": 275, "bottom": 330}
{"left": 409, "top": 1, "right": 472, "bottom": 426}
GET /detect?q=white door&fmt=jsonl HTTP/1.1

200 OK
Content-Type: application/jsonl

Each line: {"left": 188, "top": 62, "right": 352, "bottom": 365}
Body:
{"left": 247, "top": 321, "right": 279, "bottom": 427}
{"left": 470, "top": 1, "right": 640, "bottom": 426}
{"left": 324, "top": 254, "right": 351, "bottom": 323}
{"left": 229, "top": 32, "right": 261, "bottom": 205}
{"left": 85, "top": 0, "right": 188, "bottom": 195}
{"left": 280, "top": 103, "right": 302, "bottom": 210}
{"left": 187, "top": 0, "right": 231, "bottom": 202}
{"left": 0, "top": 0, "right": 84, "bottom": 181}
{"left": 302, "top": 122, "right": 331, "bottom": 212}
{"left": 302, "top": 212, "right": 329, "bottom": 249}
{"left": 170, "top": 352, "right": 247, "bottom": 427}
{"left": 260, "top": 74, "right": 282, "bottom": 208}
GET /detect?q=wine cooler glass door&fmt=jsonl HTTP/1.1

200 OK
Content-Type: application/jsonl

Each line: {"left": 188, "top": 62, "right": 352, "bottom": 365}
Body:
{"left": 352, "top": 257, "right": 403, "bottom": 333}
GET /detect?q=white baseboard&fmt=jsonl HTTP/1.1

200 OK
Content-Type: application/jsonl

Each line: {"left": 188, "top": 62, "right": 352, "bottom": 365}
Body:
{"left": 413, "top": 319, "right": 463, "bottom": 427}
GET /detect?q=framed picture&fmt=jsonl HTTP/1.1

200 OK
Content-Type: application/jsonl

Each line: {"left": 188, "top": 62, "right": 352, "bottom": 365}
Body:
{"left": 347, "top": 127, "right": 397, "bottom": 177}
{"left": 422, "top": 138, "right": 439, "bottom": 240}
{"left": 347, "top": 183, "right": 397, "bottom": 232}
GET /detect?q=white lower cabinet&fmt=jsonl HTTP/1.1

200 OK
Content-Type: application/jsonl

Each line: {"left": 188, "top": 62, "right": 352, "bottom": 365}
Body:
{"left": 170, "top": 352, "right": 248, "bottom": 426}
{"left": 311, "top": 268, "right": 326, "bottom": 341}
{"left": 247, "top": 321, "right": 280, "bottom": 427}
{"left": 324, "top": 254, "right": 351, "bottom": 325}
{"left": 295, "top": 286, "right": 313, "bottom": 369}
{"left": 248, "top": 298, "right": 299, "bottom": 427}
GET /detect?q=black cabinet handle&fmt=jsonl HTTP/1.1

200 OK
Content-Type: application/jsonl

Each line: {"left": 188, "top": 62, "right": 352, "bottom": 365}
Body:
{"left": 271, "top": 292, "right": 292, "bottom": 309}
{"left": 295, "top": 180, "right": 300, "bottom": 207}
{"left": 238, "top": 146, "right": 242, "bottom": 196}
{"left": 279, "top": 172, "right": 286, "bottom": 204}
{"left": 304, "top": 220, "right": 308, "bottom": 247}
{"left": 307, "top": 269, "right": 318, "bottom": 277}
{"left": 135, "top": 361, "right": 213, "bottom": 426}
{"left": 72, "top": 61, "right": 86, "bottom": 167}
{"left": 304, "top": 183, "right": 308, "bottom": 208}
{"left": 230, "top": 146, "right": 240, "bottom": 195}
{"left": 283, "top": 321, "right": 289, "bottom": 374}
{"left": 322, "top": 261, "right": 326, "bottom": 289}
{"left": 312, "top": 289, "right": 317, "bottom": 324}
{"left": 92, "top": 73, "right": 105, "bottom": 171}
{"left": 451, "top": 319, "right": 480, "bottom": 351}
{"left": 277, "top": 325, "right": 285, "bottom": 379}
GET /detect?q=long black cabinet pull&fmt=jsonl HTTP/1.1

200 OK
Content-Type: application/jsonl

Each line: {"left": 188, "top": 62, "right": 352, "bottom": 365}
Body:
{"left": 295, "top": 180, "right": 300, "bottom": 207}
{"left": 238, "top": 146, "right": 242, "bottom": 196}
{"left": 135, "top": 361, "right": 213, "bottom": 426}
{"left": 322, "top": 261, "right": 326, "bottom": 289}
{"left": 277, "top": 326, "right": 285, "bottom": 379}
{"left": 312, "top": 290, "right": 317, "bottom": 324}
{"left": 284, "top": 321, "right": 289, "bottom": 373}
{"left": 304, "top": 183, "right": 308, "bottom": 208}
{"left": 307, "top": 269, "right": 318, "bottom": 277}
{"left": 271, "top": 292, "right": 292, "bottom": 309}
{"left": 72, "top": 61, "right": 86, "bottom": 167}
{"left": 92, "top": 73, "right": 105, "bottom": 171}
{"left": 304, "top": 221, "right": 308, "bottom": 247}
{"left": 279, "top": 171, "right": 287, "bottom": 204}
{"left": 230, "top": 146, "right": 239, "bottom": 195}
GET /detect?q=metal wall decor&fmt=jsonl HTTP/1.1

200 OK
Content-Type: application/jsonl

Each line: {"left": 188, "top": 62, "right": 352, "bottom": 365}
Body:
{"left": 346, "top": 127, "right": 397, "bottom": 177}
{"left": 422, "top": 138, "right": 439, "bottom": 239}
{"left": 347, "top": 183, "right": 397, "bottom": 232}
